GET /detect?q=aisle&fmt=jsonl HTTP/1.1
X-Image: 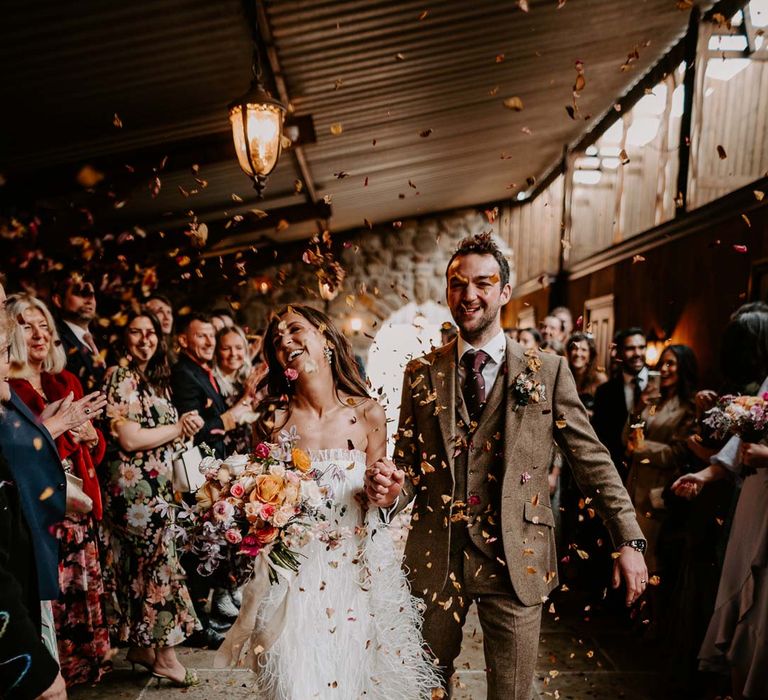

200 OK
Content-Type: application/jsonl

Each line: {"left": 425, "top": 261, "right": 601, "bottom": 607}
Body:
{"left": 69, "top": 600, "right": 669, "bottom": 700}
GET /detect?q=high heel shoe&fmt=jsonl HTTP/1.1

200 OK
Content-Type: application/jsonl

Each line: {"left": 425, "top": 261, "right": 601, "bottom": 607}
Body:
{"left": 151, "top": 668, "right": 200, "bottom": 688}
{"left": 126, "top": 652, "right": 154, "bottom": 674}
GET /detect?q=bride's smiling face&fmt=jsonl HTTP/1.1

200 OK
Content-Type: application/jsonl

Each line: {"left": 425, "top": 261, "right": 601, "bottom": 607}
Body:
{"left": 272, "top": 311, "right": 328, "bottom": 372}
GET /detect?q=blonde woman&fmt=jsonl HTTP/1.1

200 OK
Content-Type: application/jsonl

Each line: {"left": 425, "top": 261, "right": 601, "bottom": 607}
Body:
{"left": 6, "top": 293, "right": 111, "bottom": 687}
{"left": 213, "top": 325, "right": 265, "bottom": 456}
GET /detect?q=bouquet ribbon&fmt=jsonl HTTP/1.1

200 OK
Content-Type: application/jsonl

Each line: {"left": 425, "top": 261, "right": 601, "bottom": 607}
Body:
{"left": 213, "top": 556, "right": 290, "bottom": 669}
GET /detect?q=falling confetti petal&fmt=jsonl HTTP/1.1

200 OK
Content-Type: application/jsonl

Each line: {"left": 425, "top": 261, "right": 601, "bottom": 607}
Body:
{"left": 503, "top": 96, "right": 525, "bottom": 111}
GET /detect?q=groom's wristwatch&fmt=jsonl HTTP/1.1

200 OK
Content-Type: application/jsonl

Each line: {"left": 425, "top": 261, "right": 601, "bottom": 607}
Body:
{"left": 619, "top": 539, "right": 647, "bottom": 554}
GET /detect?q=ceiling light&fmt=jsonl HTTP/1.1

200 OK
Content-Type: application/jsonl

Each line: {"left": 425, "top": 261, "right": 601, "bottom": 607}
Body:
{"left": 229, "top": 37, "right": 286, "bottom": 196}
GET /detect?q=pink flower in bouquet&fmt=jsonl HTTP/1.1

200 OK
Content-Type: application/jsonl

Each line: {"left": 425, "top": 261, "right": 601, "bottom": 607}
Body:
{"left": 212, "top": 499, "right": 235, "bottom": 523}
{"left": 225, "top": 528, "right": 243, "bottom": 544}
{"left": 244, "top": 501, "right": 263, "bottom": 522}
{"left": 284, "top": 367, "right": 299, "bottom": 381}
{"left": 254, "top": 442, "right": 271, "bottom": 459}
{"left": 260, "top": 503, "right": 276, "bottom": 521}
{"left": 239, "top": 534, "right": 262, "bottom": 557}
{"left": 230, "top": 481, "right": 246, "bottom": 499}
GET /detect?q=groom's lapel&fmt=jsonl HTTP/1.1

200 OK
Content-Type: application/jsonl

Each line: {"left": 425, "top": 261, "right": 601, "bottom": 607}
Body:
{"left": 504, "top": 337, "right": 532, "bottom": 459}
{"left": 429, "top": 340, "right": 458, "bottom": 474}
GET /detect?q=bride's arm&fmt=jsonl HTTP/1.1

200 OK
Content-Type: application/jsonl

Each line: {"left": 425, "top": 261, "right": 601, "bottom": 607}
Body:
{"left": 363, "top": 399, "right": 387, "bottom": 466}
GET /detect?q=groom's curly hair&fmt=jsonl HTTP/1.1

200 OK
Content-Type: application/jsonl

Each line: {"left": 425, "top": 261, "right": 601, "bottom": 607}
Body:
{"left": 446, "top": 232, "right": 510, "bottom": 288}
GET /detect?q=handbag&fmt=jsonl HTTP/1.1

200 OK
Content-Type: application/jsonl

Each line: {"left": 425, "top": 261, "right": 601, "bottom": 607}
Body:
{"left": 172, "top": 441, "right": 206, "bottom": 493}
{"left": 65, "top": 472, "right": 93, "bottom": 514}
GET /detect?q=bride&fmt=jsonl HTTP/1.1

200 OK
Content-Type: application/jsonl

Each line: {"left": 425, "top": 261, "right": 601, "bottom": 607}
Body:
{"left": 215, "top": 305, "right": 439, "bottom": 699}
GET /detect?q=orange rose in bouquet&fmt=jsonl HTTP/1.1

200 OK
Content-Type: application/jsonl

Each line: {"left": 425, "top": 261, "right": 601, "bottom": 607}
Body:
{"left": 251, "top": 474, "right": 286, "bottom": 506}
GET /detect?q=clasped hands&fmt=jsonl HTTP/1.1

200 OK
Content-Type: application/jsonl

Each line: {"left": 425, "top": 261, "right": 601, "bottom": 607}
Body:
{"left": 179, "top": 410, "right": 204, "bottom": 439}
{"left": 364, "top": 457, "right": 405, "bottom": 508}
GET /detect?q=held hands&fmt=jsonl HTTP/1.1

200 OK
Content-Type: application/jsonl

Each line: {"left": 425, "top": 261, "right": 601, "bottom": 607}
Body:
{"left": 364, "top": 458, "right": 405, "bottom": 508}
{"left": 179, "top": 410, "right": 204, "bottom": 439}
{"left": 612, "top": 546, "right": 648, "bottom": 607}
{"left": 670, "top": 471, "right": 707, "bottom": 500}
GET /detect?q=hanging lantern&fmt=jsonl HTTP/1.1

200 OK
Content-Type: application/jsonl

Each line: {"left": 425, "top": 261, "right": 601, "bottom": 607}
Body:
{"left": 229, "top": 79, "right": 286, "bottom": 196}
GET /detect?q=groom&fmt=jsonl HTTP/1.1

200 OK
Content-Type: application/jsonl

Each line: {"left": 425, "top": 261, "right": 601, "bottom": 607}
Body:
{"left": 365, "top": 233, "right": 647, "bottom": 699}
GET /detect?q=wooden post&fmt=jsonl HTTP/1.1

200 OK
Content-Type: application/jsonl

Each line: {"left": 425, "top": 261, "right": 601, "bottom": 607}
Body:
{"left": 675, "top": 5, "right": 701, "bottom": 216}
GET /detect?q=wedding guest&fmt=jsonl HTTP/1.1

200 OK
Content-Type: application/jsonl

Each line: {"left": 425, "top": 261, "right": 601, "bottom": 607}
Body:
{"left": 101, "top": 311, "right": 202, "bottom": 687}
{"left": 539, "top": 314, "right": 564, "bottom": 346}
{"left": 6, "top": 294, "right": 111, "bottom": 686}
{"left": 50, "top": 272, "right": 106, "bottom": 392}
{"left": 171, "top": 313, "right": 253, "bottom": 459}
{"left": 624, "top": 345, "right": 697, "bottom": 579}
{"left": 144, "top": 293, "right": 176, "bottom": 364}
{"left": 551, "top": 306, "right": 574, "bottom": 341}
{"left": 0, "top": 291, "right": 64, "bottom": 700}
{"left": 213, "top": 325, "right": 264, "bottom": 456}
{"left": 518, "top": 327, "right": 542, "bottom": 350}
{"left": 566, "top": 332, "right": 608, "bottom": 415}
{"left": 593, "top": 327, "right": 648, "bottom": 479}
{"left": 171, "top": 313, "right": 253, "bottom": 646}
{"left": 672, "top": 309, "right": 768, "bottom": 700}
{"left": 144, "top": 294, "right": 174, "bottom": 337}
{"left": 210, "top": 308, "right": 235, "bottom": 333}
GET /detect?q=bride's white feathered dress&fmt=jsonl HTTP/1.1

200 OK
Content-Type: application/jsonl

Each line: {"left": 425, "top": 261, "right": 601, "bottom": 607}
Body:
{"left": 215, "top": 449, "right": 440, "bottom": 699}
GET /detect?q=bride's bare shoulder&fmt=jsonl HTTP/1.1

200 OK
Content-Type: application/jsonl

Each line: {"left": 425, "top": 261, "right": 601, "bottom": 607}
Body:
{"left": 339, "top": 394, "right": 385, "bottom": 425}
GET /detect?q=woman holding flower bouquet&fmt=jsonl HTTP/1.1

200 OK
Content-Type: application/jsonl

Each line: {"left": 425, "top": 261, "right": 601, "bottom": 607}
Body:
{"left": 101, "top": 311, "right": 204, "bottom": 687}
{"left": 214, "top": 305, "right": 439, "bottom": 699}
{"left": 672, "top": 309, "right": 768, "bottom": 699}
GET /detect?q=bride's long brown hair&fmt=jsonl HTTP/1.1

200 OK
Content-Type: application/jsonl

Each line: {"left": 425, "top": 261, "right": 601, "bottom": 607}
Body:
{"left": 254, "top": 305, "right": 370, "bottom": 439}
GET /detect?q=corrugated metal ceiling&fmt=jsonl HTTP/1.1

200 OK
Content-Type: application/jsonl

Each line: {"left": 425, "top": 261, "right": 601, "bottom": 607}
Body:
{"left": 0, "top": 0, "right": 714, "bottom": 249}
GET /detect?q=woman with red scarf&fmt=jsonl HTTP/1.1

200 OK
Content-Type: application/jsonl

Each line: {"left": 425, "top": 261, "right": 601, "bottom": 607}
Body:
{"left": 7, "top": 293, "right": 111, "bottom": 687}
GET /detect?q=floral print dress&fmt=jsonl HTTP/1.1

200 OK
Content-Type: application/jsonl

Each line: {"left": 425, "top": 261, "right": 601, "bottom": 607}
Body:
{"left": 101, "top": 366, "right": 199, "bottom": 647}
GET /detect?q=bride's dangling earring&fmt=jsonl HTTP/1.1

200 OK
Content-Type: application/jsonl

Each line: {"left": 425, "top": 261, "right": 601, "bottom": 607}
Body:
{"left": 324, "top": 345, "right": 333, "bottom": 364}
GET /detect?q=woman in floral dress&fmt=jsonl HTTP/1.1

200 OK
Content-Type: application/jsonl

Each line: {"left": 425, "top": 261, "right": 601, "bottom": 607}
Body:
{"left": 6, "top": 293, "right": 111, "bottom": 687}
{"left": 101, "top": 311, "right": 203, "bottom": 686}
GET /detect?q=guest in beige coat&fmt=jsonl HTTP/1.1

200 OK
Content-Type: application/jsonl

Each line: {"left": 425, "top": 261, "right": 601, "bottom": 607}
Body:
{"left": 365, "top": 234, "right": 647, "bottom": 700}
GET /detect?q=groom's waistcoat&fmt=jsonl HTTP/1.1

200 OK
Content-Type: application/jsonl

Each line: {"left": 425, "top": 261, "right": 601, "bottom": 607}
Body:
{"left": 452, "top": 364, "right": 506, "bottom": 562}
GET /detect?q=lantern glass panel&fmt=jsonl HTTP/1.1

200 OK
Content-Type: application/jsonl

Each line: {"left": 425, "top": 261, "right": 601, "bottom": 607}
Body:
{"left": 230, "top": 103, "right": 283, "bottom": 176}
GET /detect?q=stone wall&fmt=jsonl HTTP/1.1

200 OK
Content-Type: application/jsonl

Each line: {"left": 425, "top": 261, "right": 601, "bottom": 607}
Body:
{"left": 239, "top": 208, "right": 508, "bottom": 354}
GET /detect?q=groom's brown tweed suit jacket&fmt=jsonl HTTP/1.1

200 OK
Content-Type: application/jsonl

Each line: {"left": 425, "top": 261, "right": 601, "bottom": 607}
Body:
{"left": 392, "top": 337, "right": 643, "bottom": 606}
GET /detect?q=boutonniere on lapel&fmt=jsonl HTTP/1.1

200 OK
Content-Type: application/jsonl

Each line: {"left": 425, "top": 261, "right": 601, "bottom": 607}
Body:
{"left": 512, "top": 351, "right": 546, "bottom": 409}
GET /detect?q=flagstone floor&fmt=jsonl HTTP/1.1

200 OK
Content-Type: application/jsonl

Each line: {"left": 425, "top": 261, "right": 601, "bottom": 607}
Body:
{"left": 68, "top": 595, "right": 680, "bottom": 700}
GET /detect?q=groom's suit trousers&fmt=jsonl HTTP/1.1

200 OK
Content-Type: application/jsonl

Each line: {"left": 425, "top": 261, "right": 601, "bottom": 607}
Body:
{"left": 422, "top": 544, "right": 541, "bottom": 700}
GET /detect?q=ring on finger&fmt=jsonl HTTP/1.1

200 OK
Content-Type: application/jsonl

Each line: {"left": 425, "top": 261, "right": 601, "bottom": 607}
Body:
{"left": 640, "top": 579, "right": 647, "bottom": 584}
{"left": 84, "top": 408, "right": 91, "bottom": 415}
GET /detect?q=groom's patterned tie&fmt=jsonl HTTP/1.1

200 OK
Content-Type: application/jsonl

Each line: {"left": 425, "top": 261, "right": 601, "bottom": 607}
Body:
{"left": 461, "top": 349, "right": 491, "bottom": 423}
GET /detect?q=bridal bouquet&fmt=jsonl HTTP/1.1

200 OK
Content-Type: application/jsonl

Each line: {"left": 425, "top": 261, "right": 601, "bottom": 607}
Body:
{"left": 180, "top": 429, "right": 326, "bottom": 585}
{"left": 703, "top": 393, "right": 768, "bottom": 443}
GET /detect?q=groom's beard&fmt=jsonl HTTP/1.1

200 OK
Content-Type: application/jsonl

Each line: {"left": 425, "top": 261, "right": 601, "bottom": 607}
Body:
{"left": 453, "top": 303, "right": 500, "bottom": 344}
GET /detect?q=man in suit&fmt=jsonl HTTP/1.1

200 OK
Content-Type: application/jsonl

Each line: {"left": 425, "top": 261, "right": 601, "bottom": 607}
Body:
{"left": 365, "top": 234, "right": 647, "bottom": 699}
{"left": 171, "top": 312, "right": 253, "bottom": 647}
{"left": 592, "top": 327, "right": 648, "bottom": 480}
{"left": 50, "top": 272, "right": 106, "bottom": 393}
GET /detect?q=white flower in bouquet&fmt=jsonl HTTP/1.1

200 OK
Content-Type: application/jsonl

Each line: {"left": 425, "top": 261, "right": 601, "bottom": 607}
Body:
{"left": 217, "top": 465, "right": 233, "bottom": 486}
{"left": 223, "top": 453, "right": 249, "bottom": 476}
{"left": 283, "top": 522, "right": 313, "bottom": 549}
{"left": 300, "top": 479, "right": 324, "bottom": 508}
{"left": 272, "top": 503, "right": 296, "bottom": 528}
{"left": 199, "top": 455, "right": 221, "bottom": 478}
{"left": 269, "top": 462, "right": 286, "bottom": 478}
